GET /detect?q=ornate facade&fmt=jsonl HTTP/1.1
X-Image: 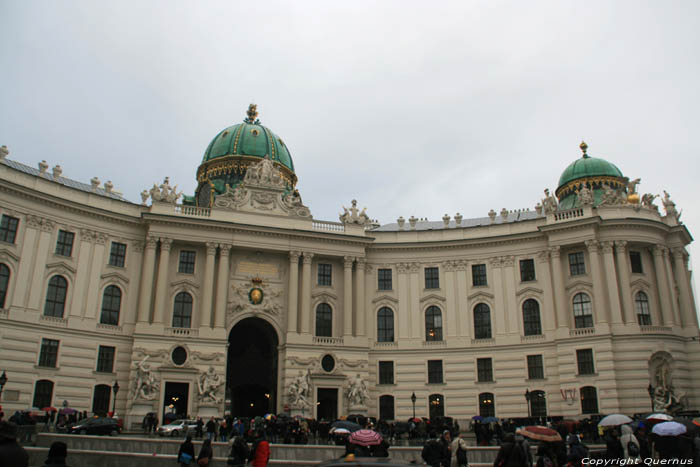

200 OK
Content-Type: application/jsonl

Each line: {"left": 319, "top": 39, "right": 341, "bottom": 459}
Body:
{"left": 0, "top": 111, "right": 697, "bottom": 428}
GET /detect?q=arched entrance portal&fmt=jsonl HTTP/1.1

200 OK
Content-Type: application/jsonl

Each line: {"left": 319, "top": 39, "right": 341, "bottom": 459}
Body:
{"left": 227, "top": 317, "right": 279, "bottom": 417}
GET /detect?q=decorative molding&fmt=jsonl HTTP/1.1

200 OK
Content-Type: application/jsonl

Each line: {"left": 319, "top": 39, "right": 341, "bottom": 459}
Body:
{"left": 584, "top": 239, "right": 599, "bottom": 253}
{"left": 302, "top": 252, "right": 314, "bottom": 264}
{"left": 45, "top": 260, "right": 77, "bottom": 276}
{"left": 289, "top": 250, "right": 301, "bottom": 262}
{"left": 501, "top": 256, "right": 515, "bottom": 267}
{"left": 145, "top": 237, "right": 159, "bottom": 250}
{"left": 100, "top": 271, "right": 130, "bottom": 286}
{"left": 311, "top": 290, "right": 338, "bottom": 302}
{"left": 599, "top": 241, "right": 614, "bottom": 254}
{"left": 536, "top": 250, "right": 550, "bottom": 263}
{"left": 160, "top": 237, "right": 173, "bottom": 251}
{"left": 40, "top": 219, "right": 55, "bottom": 233}
{"left": 467, "top": 290, "right": 495, "bottom": 302}
{"left": 205, "top": 242, "right": 217, "bottom": 256}
{"left": 419, "top": 293, "right": 446, "bottom": 304}
{"left": 26, "top": 215, "right": 42, "bottom": 229}
{"left": 371, "top": 294, "right": 399, "bottom": 304}
{"left": 95, "top": 232, "right": 108, "bottom": 245}
{"left": 343, "top": 256, "right": 354, "bottom": 268}
{"left": 549, "top": 245, "right": 561, "bottom": 259}
{"left": 219, "top": 243, "right": 232, "bottom": 256}
{"left": 132, "top": 241, "right": 145, "bottom": 253}
{"left": 515, "top": 286, "right": 544, "bottom": 297}
{"left": 0, "top": 248, "right": 20, "bottom": 263}
{"left": 564, "top": 279, "right": 593, "bottom": 291}
{"left": 630, "top": 277, "right": 652, "bottom": 290}
{"left": 170, "top": 278, "right": 200, "bottom": 291}
{"left": 489, "top": 257, "right": 503, "bottom": 268}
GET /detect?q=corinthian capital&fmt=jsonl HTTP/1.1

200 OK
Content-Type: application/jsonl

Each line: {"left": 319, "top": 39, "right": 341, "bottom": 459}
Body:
{"left": 302, "top": 252, "right": 314, "bottom": 264}
{"left": 160, "top": 237, "right": 173, "bottom": 251}
{"left": 599, "top": 241, "right": 614, "bottom": 254}
{"left": 289, "top": 250, "right": 301, "bottom": 262}
{"left": 205, "top": 242, "right": 218, "bottom": 256}
{"left": 584, "top": 239, "right": 599, "bottom": 253}
{"left": 145, "top": 236, "right": 159, "bottom": 250}
{"left": 218, "top": 243, "right": 232, "bottom": 256}
{"left": 549, "top": 245, "right": 561, "bottom": 259}
{"left": 344, "top": 256, "right": 354, "bottom": 268}
{"left": 614, "top": 240, "right": 627, "bottom": 252}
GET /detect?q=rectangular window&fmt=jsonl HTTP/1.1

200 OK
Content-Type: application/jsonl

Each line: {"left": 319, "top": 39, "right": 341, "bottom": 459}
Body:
{"left": 477, "top": 358, "right": 493, "bottom": 382}
{"left": 108, "top": 242, "right": 127, "bottom": 267}
{"left": 379, "top": 361, "right": 394, "bottom": 385}
{"left": 178, "top": 250, "right": 196, "bottom": 274}
{"left": 378, "top": 268, "right": 392, "bottom": 291}
{"left": 38, "top": 338, "right": 59, "bottom": 368}
{"left": 568, "top": 252, "right": 586, "bottom": 275}
{"left": 317, "top": 263, "right": 332, "bottom": 286}
{"left": 428, "top": 360, "right": 443, "bottom": 384}
{"left": 472, "top": 264, "right": 487, "bottom": 286}
{"left": 630, "top": 251, "right": 643, "bottom": 274}
{"left": 425, "top": 267, "right": 439, "bottom": 289}
{"left": 576, "top": 349, "right": 595, "bottom": 375}
{"left": 0, "top": 215, "right": 19, "bottom": 244}
{"left": 527, "top": 355, "right": 544, "bottom": 380}
{"left": 520, "top": 259, "right": 536, "bottom": 282}
{"left": 96, "top": 345, "right": 116, "bottom": 373}
{"left": 55, "top": 230, "right": 75, "bottom": 257}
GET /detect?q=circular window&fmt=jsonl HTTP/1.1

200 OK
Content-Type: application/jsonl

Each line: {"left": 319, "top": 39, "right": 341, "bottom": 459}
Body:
{"left": 172, "top": 346, "right": 187, "bottom": 366}
{"left": 321, "top": 354, "right": 335, "bottom": 372}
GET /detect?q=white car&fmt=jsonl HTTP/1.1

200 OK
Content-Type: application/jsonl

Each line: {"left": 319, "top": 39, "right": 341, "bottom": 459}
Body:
{"left": 157, "top": 419, "right": 198, "bottom": 437}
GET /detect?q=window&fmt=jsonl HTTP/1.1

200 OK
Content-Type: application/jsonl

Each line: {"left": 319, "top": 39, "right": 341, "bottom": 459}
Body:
{"left": 379, "top": 395, "right": 395, "bottom": 420}
{"left": 100, "top": 285, "right": 121, "bottom": 325}
{"left": 377, "top": 307, "right": 394, "bottom": 342}
{"left": 0, "top": 263, "right": 9, "bottom": 308}
{"left": 580, "top": 386, "right": 599, "bottom": 414}
{"left": 520, "top": 259, "right": 536, "bottom": 282}
{"left": 522, "top": 299, "right": 542, "bottom": 336}
{"left": 38, "top": 338, "right": 59, "bottom": 368}
{"left": 33, "top": 380, "right": 54, "bottom": 409}
{"left": 424, "top": 267, "right": 439, "bottom": 289}
{"left": 317, "top": 263, "right": 332, "bottom": 286}
{"left": 378, "top": 268, "right": 392, "bottom": 291}
{"left": 379, "top": 361, "right": 394, "bottom": 385}
{"left": 474, "top": 303, "right": 492, "bottom": 339}
{"left": 108, "top": 242, "right": 127, "bottom": 267}
{"left": 527, "top": 355, "right": 544, "bottom": 380}
{"left": 44, "top": 275, "right": 68, "bottom": 318}
{"left": 428, "top": 360, "right": 443, "bottom": 384}
{"left": 479, "top": 392, "right": 495, "bottom": 417}
{"left": 477, "top": 358, "right": 493, "bottom": 382}
{"left": 635, "top": 292, "right": 651, "bottom": 325}
{"left": 55, "top": 230, "right": 74, "bottom": 257}
{"left": 315, "top": 303, "right": 332, "bottom": 337}
{"left": 530, "top": 390, "right": 547, "bottom": 417}
{"left": 576, "top": 349, "right": 595, "bottom": 375}
{"left": 96, "top": 345, "right": 115, "bottom": 373}
{"left": 630, "top": 251, "right": 643, "bottom": 274}
{"left": 172, "top": 292, "right": 193, "bottom": 328}
{"left": 92, "top": 384, "right": 111, "bottom": 415}
{"left": 0, "top": 215, "right": 19, "bottom": 244}
{"left": 425, "top": 306, "right": 443, "bottom": 341}
{"left": 573, "top": 293, "right": 593, "bottom": 328}
{"left": 568, "top": 252, "right": 586, "bottom": 275}
{"left": 178, "top": 250, "right": 196, "bottom": 274}
{"left": 429, "top": 394, "right": 444, "bottom": 419}
{"left": 472, "top": 264, "right": 487, "bottom": 286}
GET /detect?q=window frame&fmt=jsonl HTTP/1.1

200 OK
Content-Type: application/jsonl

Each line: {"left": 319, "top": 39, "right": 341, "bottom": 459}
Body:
{"left": 92, "top": 384, "right": 112, "bottom": 415}
{"left": 573, "top": 292, "right": 593, "bottom": 328}
{"left": 379, "top": 395, "right": 395, "bottom": 421}
{"left": 474, "top": 303, "right": 492, "bottom": 339}
{"left": 568, "top": 252, "right": 586, "bottom": 275}
{"left": 519, "top": 258, "right": 536, "bottom": 282}
{"left": 427, "top": 360, "right": 444, "bottom": 384}
{"left": 472, "top": 264, "right": 487, "bottom": 286}
{"left": 108, "top": 242, "right": 127, "bottom": 268}
{"left": 635, "top": 291, "right": 651, "bottom": 325}
{"left": 527, "top": 354, "right": 544, "bottom": 380}
{"left": 477, "top": 357, "right": 493, "bottom": 382}
{"left": 377, "top": 307, "right": 394, "bottom": 343}
{"left": 0, "top": 263, "right": 10, "bottom": 309}
{"left": 630, "top": 251, "right": 644, "bottom": 274}
{"left": 424, "top": 267, "right": 440, "bottom": 289}
{"left": 44, "top": 275, "right": 68, "bottom": 318}
{"left": 428, "top": 394, "right": 445, "bottom": 419}
{"left": 38, "top": 338, "right": 60, "bottom": 368}
{"left": 425, "top": 306, "right": 443, "bottom": 341}
{"left": 317, "top": 263, "right": 332, "bottom": 286}
{"left": 478, "top": 392, "right": 495, "bottom": 417}
{"left": 576, "top": 349, "right": 595, "bottom": 375}
{"left": 178, "top": 250, "right": 196, "bottom": 274}
{"left": 55, "top": 229, "right": 75, "bottom": 257}
{"left": 522, "top": 299, "right": 542, "bottom": 336}
{"left": 530, "top": 390, "right": 547, "bottom": 417}
{"left": 580, "top": 386, "right": 599, "bottom": 414}
{"left": 315, "top": 303, "right": 333, "bottom": 337}
{"left": 99, "top": 285, "right": 121, "bottom": 325}
{"left": 172, "top": 292, "right": 193, "bottom": 328}
{"left": 33, "top": 380, "right": 54, "bottom": 409}
{"left": 377, "top": 268, "right": 392, "bottom": 291}
{"left": 0, "top": 215, "right": 19, "bottom": 244}
{"left": 96, "top": 345, "right": 116, "bottom": 373}
{"left": 378, "top": 361, "right": 394, "bottom": 385}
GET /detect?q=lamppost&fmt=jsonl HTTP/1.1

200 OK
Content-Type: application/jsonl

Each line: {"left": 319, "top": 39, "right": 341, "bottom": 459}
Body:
{"left": 411, "top": 392, "right": 417, "bottom": 419}
{"left": 647, "top": 384, "right": 654, "bottom": 412}
{"left": 112, "top": 381, "right": 119, "bottom": 416}
{"left": 524, "top": 389, "right": 531, "bottom": 418}
{"left": 0, "top": 371, "right": 7, "bottom": 402}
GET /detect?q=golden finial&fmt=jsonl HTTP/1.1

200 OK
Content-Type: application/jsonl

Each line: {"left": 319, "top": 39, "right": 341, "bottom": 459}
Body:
{"left": 580, "top": 140, "right": 588, "bottom": 158}
{"left": 244, "top": 104, "right": 260, "bottom": 124}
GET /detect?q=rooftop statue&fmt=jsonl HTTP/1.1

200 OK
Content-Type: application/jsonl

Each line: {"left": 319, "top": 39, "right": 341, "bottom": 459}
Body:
{"left": 661, "top": 190, "right": 681, "bottom": 221}
{"left": 641, "top": 193, "right": 659, "bottom": 212}
{"left": 541, "top": 189, "right": 558, "bottom": 214}
{"left": 340, "top": 199, "right": 370, "bottom": 225}
{"left": 147, "top": 177, "right": 182, "bottom": 204}
{"left": 243, "top": 155, "right": 285, "bottom": 188}
{"left": 576, "top": 186, "right": 594, "bottom": 207}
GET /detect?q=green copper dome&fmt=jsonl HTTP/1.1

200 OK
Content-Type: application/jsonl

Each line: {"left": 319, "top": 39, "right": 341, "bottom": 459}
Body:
{"left": 557, "top": 155, "right": 623, "bottom": 189}
{"left": 202, "top": 123, "right": 294, "bottom": 172}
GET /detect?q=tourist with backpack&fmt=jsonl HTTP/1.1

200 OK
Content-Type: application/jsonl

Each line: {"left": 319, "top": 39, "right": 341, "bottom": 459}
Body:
{"left": 620, "top": 425, "right": 640, "bottom": 460}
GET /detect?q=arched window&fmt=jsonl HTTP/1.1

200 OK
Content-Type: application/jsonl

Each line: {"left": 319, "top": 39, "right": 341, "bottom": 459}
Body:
{"left": 33, "top": 379, "right": 54, "bottom": 409}
{"left": 0, "top": 263, "right": 9, "bottom": 308}
{"left": 479, "top": 392, "right": 495, "bottom": 417}
{"left": 377, "top": 307, "right": 394, "bottom": 342}
{"left": 573, "top": 293, "right": 593, "bottom": 328}
{"left": 522, "top": 299, "right": 542, "bottom": 336}
{"left": 92, "top": 384, "right": 111, "bottom": 415}
{"left": 425, "top": 306, "right": 443, "bottom": 341}
{"left": 172, "top": 292, "right": 193, "bottom": 328}
{"left": 530, "top": 390, "right": 547, "bottom": 417}
{"left": 379, "top": 395, "right": 395, "bottom": 421}
{"left": 44, "top": 275, "right": 68, "bottom": 318}
{"left": 100, "top": 285, "right": 121, "bottom": 325}
{"left": 580, "top": 386, "right": 599, "bottom": 414}
{"left": 635, "top": 292, "right": 651, "bottom": 325}
{"left": 316, "top": 303, "right": 332, "bottom": 337}
{"left": 429, "top": 394, "right": 445, "bottom": 419}
{"left": 474, "top": 303, "right": 492, "bottom": 339}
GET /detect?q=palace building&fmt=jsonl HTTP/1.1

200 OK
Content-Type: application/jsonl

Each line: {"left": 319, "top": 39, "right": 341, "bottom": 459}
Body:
{"left": 0, "top": 105, "right": 698, "bottom": 428}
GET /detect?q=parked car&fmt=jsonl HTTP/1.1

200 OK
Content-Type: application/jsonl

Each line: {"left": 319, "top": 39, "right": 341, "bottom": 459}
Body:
{"left": 157, "top": 419, "right": 198, "bottom": 437}
{"left": 69, "top": 417, "right": 121, "bottom": 436}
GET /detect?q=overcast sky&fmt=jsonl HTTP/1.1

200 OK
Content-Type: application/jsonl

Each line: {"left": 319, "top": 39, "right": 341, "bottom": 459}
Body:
{"left": 2, "top": 1, "right": 699, "bottom": 307}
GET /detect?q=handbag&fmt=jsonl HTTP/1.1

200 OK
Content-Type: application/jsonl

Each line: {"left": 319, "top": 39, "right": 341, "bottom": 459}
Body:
{"left": 179, "top": 452, "right": 193, "bottom": 464}
{"left": 198, "top": 458, "right": 210, "bottom": 466}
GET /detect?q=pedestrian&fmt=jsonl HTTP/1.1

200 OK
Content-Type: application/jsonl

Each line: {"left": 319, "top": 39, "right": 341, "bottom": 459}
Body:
{"left": 177, "top": 435, "right": 195, "bottom": 466}
{"left": 604, "top": 429, "right": 624, "bottom": 460}
{"left": 440, "top": 430, "right": 452, "bottom": 467}
{"left": 620, "top": 425, "right": 640, "bottom": 460}
{"left": 451, "top": 432, "right": 469, "bottom": 467}
{"left": 197, "top": 438, "right": 213, "bottom": 466}
{"left": 196, "top": 417, "right": 204, "bottom": 439}
{"left": 514, "top": 433, "right": 532, "bottom": 467}
{"left": 494, "top": 433, "right": 529, "bottom": 467}
{"left": 227, "top": 434, "right": 250, "bottom": 467}
{"left": 422, "top": 432, "right": 444, "bottom": 467}
{"left": 0, "top": 420, "right": 29, "bottom": 467}
{"left": 535, "top": 443, "right": 557, "bottom": 467}
{"left": 566, "top": 434, "right": 588, "bottom": 467}
{"left": 249, "top": 429, "right": 270, "bottom": 467}
{"left": 206, "top": 417, "right": 217, "bottom": 441}
{"left": 43, "top": 441, "right": 69, "bottom": 466}
{"left": 220, "top": 418, "right": 228, "bottom": 442}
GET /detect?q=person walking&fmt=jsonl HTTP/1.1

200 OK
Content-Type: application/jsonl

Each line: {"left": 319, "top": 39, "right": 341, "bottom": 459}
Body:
{"left": 451, "top": 432, "right": 469, "bottom": 467}
{"left": 43, "top": 441, "right": 69, "bottom": 466}
{"left": 197, "top": 438, "right": 213, "bottom": 466}
{"left": 620, "top": 425, "right": 640, "bottom": 460}
{"left": 205, "top": 417, "right": 217, "bottom": 441}
{"left": 440, "top": 430, "right": 452, "bottom": 467}
{"left": 177, "top": 435, "right": 195, "bottom": 466}
{"left": 604, "top": 429, "right": 624, "bottom": 460}
{"left": 494, "top": 433, "right": 529, "bottom": 467}
{"left": 0, "top": 421, "right": 29, "bottom": 467}
{"left": 227, "top": 435, "right": 249, "bottom": 467}
{"left": 422, "top": 432, "right": 444, "bottom": 467}
{"left": 249, "top": 429, "right": 270, "bottom": 467}
{"left": 195, "top": 417, "right": 204, "bottom": 439}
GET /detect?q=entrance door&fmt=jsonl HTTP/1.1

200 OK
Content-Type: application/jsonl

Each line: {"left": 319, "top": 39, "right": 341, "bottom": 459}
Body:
{"left": 163, "top": 382, "right": 189, "bottom": 423}
{"left": 317, "top": 388, "right": 338, "bottom": 421}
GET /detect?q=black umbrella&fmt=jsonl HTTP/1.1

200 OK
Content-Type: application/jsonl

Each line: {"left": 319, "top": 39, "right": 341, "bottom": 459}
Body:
{"left": 331, "top": 420, "right": 362, "bottom": 432}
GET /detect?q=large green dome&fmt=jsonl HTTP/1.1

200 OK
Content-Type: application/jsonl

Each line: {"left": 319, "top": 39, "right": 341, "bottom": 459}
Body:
{"left": 557, "top": 154, "right": 623, "bottom": 189}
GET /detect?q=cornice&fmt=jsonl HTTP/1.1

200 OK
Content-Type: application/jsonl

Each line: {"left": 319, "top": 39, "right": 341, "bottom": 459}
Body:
{"left": 368, "top": 231, "right": 546, "bottom": 253}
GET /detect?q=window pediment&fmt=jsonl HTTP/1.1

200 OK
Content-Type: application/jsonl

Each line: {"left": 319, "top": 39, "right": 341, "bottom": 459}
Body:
{"left": 420, "top": 293, "right": 445, "bottom": 304}
{"left": 100, "top": 271, "right": 129, "bottom": 286}
{"left": 312, "top": 291, "right": 338, "bottom": 302}
{"left": 516, "top": 286, "right": 543, "bottom": 297}
{"left": 630, "top": 277, "right": 651, "bottom": 290}
{"left": 467, "top": 290, "right": 495, "bottom": 302}
{"left": 45, "top": 261, "right": 76, "bottom": 278}
{"left": 170, "top": 279, "right": 199, "bottom": 290}
{"left": 0, "top": 248, "right": 20, "bottom": 264}
{"left": 565, "top": 279, "right": 593, "bottom": 291}
{"left": 371, "top": 294, "right": 398, "bottom": 304}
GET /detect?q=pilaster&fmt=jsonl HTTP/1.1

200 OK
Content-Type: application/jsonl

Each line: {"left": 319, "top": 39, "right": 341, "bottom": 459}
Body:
{"left": 299, "top": 252, "right": 313, "bottom": 334}
{"left": 585, "top": 240, "right": 609, "bottom": 326}
{"left": 136, "top": 237, "right": 158, "bottom": 323}
{"left": 200, "top": 242, "right": 217, "bottom": 328}
{"left": 672, "top": 248, "right": 698, "bottom": 328}
{"left": 27, "top": 218, "right": 54, "bottom": 311}
{"left": 287, "top": 251, "right": 300, "bottom": 334}
{"left": 613, "top": 241, "right": 634, "bottom": 324}
{"left": 652, "top": 245, "right": 674, "bottom": 326}
{"left": 343, "top": 256, "right": 354, "bottom": 338}
{"left": 11, "top": 215, "right": 40, "bottom": 309}
{"left": 502, "top": 256, "right": 517, "bottom": 334}
{"left": 84, "top": 232, "right": 107, "bottom": 319}
{"left": 214, "top": 243, "right": 231, "bottom": 329}
{"left": 355, "top": 257, "right": 366, "bottom": 337}
{"left": 537, "top": 250, "right": 556, "bottom": 332}
{"left": 662, "top": 247, "right": 681, "bottom": 326}
{"left": 153, "top": 237, "right": 172, "bottom": 324}
{"left": 549, "top": 246, "right": 569, "bottom": 330}
{"left": 490, "top": 257, "right": 506, "bottom": 336}
{"left": 600, "top": 241, "right": 623, "bottom": 326}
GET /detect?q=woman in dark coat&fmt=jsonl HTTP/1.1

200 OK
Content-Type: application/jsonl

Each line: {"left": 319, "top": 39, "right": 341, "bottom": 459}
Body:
{"left": 43, "top": 441, "right": 69, "bottom": 466}
{"left": 494, "top": 433, "right": 529, "bottom": 467}
{"left": 197, "top": 438, "right": 214, "bottom": 465}
{"left": 177, "top": 435, "right": 195, "bottom": 466}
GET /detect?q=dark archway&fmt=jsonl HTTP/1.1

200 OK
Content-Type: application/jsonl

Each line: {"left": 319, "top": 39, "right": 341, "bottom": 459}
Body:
{"left": 227, "top": 317, "right": 279, "bottom": 417}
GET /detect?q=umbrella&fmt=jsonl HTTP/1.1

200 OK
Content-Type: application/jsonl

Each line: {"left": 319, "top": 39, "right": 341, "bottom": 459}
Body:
{"left": 59, "top": 407, "right": 77, "bottom": 415}
{"left": 692, "top": 418, "right": 700, "bottom": 428}
{"left": 41, "top": 407, "right": 57, "bottom": 412}
{"left": 652, "top": 421, "right": 686, "bottom": 437}
{"left": 598, "top": 414, "right": 633, "bottom": 427}
{"left": 516, "top": 426, "right": 563, "bottom": 442}
{"left": 331, "top": 420, "right": 362, "bottom": 432}
{"left": 471, "top": 415, "right": 483, "bottom": 421}
{"left": 646, "top": 413, "right": 673, "bottom": 422}
{"left": 264, "top": 413, "right": 275, "bottom": 421}
{"left": 409, "top": 417, "right": 422, "bottom": 423}
{"left": 330, "top": 427, "right": 351, "bottom": 434}
{"left": 348, "top": 429, "right": 383, "bottom": 446}
{"left": 483, "top": 416, "right": 499, "bottom": 423}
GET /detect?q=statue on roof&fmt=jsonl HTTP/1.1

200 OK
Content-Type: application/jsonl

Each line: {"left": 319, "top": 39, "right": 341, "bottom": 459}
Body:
{"left": 577, "top": 186, "right": 593, "bottom": 207}
{"left": 340, "top": 199, "right": 370, "bottom": 225}
{"left": 244, "top": 103, "right": 261, "bottom": 124}
{"left": 661, "top": 190, "right": 681, "bottom": 221}
{"left": 148, "top": 177, "right": 183, "bottom": 204}
{"left": 541, "top": 189, "right": 558, "bottom": 214}
{"left": 641, "top": 193, "right": 659, "bottom": 212}
{"left": 244, "top": 155, "right": 285, "bottom": 188}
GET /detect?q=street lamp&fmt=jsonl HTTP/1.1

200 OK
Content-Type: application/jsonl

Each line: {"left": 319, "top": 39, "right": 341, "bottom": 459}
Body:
{"left": 647, "top": 384, "right": 654, "bottom": 412}
{"left": 524, "top": 389, "right": 531, "bottom": 418}
{"left": 112, "top": 381, "right": 119, "bottom": 416}
{"left": 0, "top": 371, "right": 7, "bottom": 401}
{"left": 411, "top": 392, "right": 417, "bottom": 419}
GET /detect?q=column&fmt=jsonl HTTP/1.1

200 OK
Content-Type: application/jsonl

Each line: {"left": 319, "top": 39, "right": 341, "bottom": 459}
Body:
{"left": 11, "top": 215, "right": 40, "bottom": 309}
{"left": 585, "top": 240, "right": 608, "bottom": 325}
{"left": 200, "top": 242, "right": 217, "bottom": 328}
{"left": 214, "top": 243, "right": 231, "bottom": 328}
{"left": 443, "top": 261, "right": 458, "bottom": 338}
{"left": 672, "top": 248, "right": 698, "bottom": 328}
{"left": 455, "top": 261, "right": 469, "bottom": 337}
{"left": 397, "top": 263, "right": 410, "bottom": 339}
{"left": 343, "top": 256, "right": 354, "bottom": 338}
{"left": 72, "top": 229, "right": 95, "bottom": 318}
{"left": 125, "top": 241, "right": 145, "bottom": 325}
{"left": 299, "top": 252, "right": 313, "bottom": 334}
{"left": 287, "top": 251, "right": 300, "bottom": 334}
{"left": 537, "top": 250, "right": 557, "bottom": 331}
{"left": 502, "top": 256, "right": 517, "bottom": 334}
{"left": 652, "top": 245, "right": 674, "bottom": 326}
{"left": 355, "top": 257, "right": 366, "bottom": 337}
{"left": 600, "top": 241, "right": 623, "bottom": 325}
{"left": 152, "top": 237, "right": 172, "bottom": 324}
{"left": 550, "top": 246, "right": 569, "bottom": 329}
{"left": 137, "top": 236, "right": 158, "bottom": 323}
{"left": 27, "top": 218, "right": 54, "bottom": 311}
{"left": 409, "top": 263, "right": 421, "bottom": 339}
{"left": 614, "top": 241, "right": 634, "bottom": 324}
{"left": 84, "top": 233, "right": 107, "bottom": 319}
{"left": 490, "top": 257, "right": 506, "bottom": 335}
{"left": 662, "top": 248, "right": 682, "bottom": 326}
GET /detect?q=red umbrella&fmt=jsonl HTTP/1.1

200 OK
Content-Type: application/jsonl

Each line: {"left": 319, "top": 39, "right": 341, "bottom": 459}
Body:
{"left": 348, "top": 429, "right": 383, "bottom": 446}
{"left": 41, "top": 407, "right": 57, "bottom": 412}
{"left": 516, "top": 426, "right": 562, "bottom": 442}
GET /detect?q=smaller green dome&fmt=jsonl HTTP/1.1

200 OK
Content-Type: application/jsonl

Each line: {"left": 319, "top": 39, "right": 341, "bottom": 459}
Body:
{"left": 558, "top": 155, "right": 623, "bottom": 188}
